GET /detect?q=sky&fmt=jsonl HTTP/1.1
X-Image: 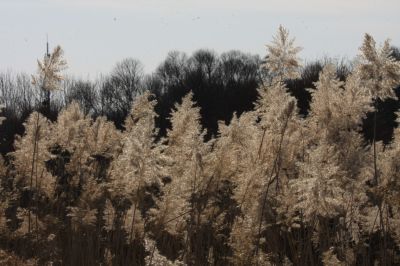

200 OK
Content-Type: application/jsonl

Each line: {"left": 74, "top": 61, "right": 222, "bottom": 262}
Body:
{"left": 0, "top": 0, "right": 399, "bottom": 79}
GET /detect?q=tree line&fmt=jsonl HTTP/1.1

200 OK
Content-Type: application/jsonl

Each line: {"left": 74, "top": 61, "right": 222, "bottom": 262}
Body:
{"left": 0, "top": 44, "right": 399, "bottom": 157}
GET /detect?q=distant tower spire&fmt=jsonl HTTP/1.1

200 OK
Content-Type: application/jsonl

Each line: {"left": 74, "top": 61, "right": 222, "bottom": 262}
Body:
{"left": 46, "top": 34, "right": 50, "bottom": 58}
{"left": 42, "top": 34, "right": 51, "bottom": 116}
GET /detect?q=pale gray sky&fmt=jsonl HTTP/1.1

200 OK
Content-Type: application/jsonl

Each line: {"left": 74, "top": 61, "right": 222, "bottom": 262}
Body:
{"left": 0, "top": 0, "right": 399, "bottom": 79}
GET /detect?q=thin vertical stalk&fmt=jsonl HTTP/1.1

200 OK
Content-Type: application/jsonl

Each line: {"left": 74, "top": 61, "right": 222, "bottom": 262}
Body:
{"left": 372, "top": 105, "right": 387, "bottom": 265}
{"left": 28, "top": 112, "right": 41, "bottom": 234}
{"left": 373, "top": 110, "right": 378, "bottom": 185}
{"left": 254, "top": 112, "right": 290, "bottom": 264}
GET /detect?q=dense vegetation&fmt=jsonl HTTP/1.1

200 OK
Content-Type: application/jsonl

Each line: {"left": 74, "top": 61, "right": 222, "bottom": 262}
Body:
{"left": 1, "top": 26, "right": 400, "bottom": 265}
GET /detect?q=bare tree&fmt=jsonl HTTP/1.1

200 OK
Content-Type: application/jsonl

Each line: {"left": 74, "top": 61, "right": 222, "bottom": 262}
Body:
{"left": 64, "top": 79, "right": 98, "bottom": 115}
{"left": 99, "top": 58, "right": 145, "bottom": 126}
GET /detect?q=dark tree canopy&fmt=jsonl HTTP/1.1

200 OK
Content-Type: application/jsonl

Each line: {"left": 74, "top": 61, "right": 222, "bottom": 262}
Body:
{"left": 0, "top": 47, "right": 399, "bottom": 154}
